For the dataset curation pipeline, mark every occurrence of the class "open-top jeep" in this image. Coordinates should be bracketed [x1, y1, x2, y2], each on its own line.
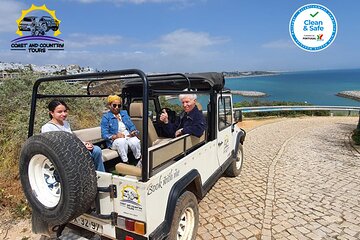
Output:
[20, 69, 246, 239]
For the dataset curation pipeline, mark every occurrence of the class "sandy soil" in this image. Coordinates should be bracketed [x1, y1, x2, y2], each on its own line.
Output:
[0, 210, 38, 240]
[237, 117, 285, 131]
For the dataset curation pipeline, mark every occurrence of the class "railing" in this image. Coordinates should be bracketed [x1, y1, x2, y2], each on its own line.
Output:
[233, 105, 360, 129]
[234, 105, 360, 113]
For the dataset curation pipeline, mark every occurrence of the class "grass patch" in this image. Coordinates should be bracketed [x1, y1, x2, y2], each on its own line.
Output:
[0, 74, 104, 217]
[234, 100, 330, 118]
[352, 128, 360, 145]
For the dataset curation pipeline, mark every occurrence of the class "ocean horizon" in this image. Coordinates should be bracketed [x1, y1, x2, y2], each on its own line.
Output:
[226, 69, 360, 106]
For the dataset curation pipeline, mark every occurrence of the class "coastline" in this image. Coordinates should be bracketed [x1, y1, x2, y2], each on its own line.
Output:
[231, 90, 267, 97]
[336, 91, 360, 102]
[225, 73, 279, 79]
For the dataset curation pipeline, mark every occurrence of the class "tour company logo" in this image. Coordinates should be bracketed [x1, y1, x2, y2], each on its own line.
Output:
[289, 4, 337, 52]
[10, 4, 64, 53]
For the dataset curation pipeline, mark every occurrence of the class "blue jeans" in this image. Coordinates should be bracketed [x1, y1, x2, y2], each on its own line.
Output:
[90, 145, 105, 172]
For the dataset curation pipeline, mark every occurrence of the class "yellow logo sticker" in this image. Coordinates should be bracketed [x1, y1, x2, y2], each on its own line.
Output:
[16, 4, 61, 37]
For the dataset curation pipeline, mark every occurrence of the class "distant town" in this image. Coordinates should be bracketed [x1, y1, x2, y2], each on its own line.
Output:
[0, 61, 277, 80]
[0, 62, 96, 79]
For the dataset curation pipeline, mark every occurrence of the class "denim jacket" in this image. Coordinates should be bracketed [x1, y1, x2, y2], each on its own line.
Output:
[101, 110, 138, 148]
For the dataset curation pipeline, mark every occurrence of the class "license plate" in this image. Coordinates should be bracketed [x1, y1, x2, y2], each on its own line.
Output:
[72, 215, 103, 233]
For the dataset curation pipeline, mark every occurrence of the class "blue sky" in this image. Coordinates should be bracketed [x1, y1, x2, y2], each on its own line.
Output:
[1, 0, 360, 72]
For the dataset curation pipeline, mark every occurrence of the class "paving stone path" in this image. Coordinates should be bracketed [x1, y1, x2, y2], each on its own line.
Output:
[196, 117, 360, 240]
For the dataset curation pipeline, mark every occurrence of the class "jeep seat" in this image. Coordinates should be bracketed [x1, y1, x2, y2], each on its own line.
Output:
[115, 163, 141, 177]
[129, 102, 168, 147]
[73, 127, 120, 162]
[196, 102, 202, 111]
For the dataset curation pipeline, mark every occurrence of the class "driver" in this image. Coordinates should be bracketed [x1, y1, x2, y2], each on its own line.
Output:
[159, 93, 206, 138]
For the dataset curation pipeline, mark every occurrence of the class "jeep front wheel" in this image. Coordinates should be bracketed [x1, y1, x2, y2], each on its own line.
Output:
[169, 191, 199, 240]
[225, 144, 243, 177]
[19, 131, 97, 226]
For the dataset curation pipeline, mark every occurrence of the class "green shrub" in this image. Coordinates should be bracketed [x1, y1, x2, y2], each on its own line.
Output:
[233, 100, 329, 118]
[0, 74, 105, 211]
[352, 129, 360, 145]
[0, 77, 105, 174]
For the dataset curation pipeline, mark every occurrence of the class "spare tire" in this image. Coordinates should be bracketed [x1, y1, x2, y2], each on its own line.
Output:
[19, 131, 97, 226]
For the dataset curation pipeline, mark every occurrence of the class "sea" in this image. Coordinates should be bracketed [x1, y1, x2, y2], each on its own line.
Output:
[226, 69, 360, 106]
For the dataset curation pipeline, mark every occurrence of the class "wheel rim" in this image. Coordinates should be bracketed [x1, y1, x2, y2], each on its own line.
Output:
[28, 154, 61, 208]
[236, 147, 243, 169]
[177, 207, 195, 240]
[41, 23, 47, 32]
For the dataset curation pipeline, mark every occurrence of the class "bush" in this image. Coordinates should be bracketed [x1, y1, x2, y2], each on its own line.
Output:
[352, 129, 360, 145]
[233, 100, 329, 118]
[0, 74, 105, 214]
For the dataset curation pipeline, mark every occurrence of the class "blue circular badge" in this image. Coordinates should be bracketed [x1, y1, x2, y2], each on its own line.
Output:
[289, 4, 337, 52]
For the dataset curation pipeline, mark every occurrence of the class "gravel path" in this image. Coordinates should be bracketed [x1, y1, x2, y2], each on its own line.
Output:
[197, 116, 360, 240]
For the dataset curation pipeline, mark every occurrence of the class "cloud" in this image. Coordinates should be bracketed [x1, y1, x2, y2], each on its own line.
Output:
[74, 0, 183, 3]
[66, 33, 123, 48]
[154, 29, 229, 56]
[0, 0, 25, 33]
[71, 0, 199, 7]
[0, 28, 230, 72]
[261, 39, 295, 49]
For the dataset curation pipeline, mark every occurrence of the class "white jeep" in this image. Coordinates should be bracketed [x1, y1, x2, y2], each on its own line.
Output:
[19, 70, 246, 240]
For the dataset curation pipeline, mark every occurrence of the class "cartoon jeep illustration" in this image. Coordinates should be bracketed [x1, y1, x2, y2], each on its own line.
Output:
[18, 15, 59, 36]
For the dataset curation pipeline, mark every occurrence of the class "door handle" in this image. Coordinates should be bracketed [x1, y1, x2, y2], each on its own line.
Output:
[218, 141, 223, 146]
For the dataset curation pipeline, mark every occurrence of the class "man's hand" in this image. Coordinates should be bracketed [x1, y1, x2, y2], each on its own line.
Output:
[175, 128, 183, 137]
[160, 109, 169, 124]
[84, 142, 94, 151]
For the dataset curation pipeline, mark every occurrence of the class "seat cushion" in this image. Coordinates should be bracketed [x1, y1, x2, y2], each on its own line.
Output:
[115, 163, 141, 177]
[102, 148, 119, 162]
[73, 127, 101, 142]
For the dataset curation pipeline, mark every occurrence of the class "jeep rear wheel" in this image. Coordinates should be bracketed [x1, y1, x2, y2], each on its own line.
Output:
[225, 144, 243, 177]
[169, 191, 199, 240]
[19, 131, 97, 226]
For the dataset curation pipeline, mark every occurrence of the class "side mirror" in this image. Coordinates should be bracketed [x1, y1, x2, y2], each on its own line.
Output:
[233, 109, 242, 123]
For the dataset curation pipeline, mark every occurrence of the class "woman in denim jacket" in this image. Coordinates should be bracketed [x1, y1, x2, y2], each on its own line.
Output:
[101, 95, 141, 167]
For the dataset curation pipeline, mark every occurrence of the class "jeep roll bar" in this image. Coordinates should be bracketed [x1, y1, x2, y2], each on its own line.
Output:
[28, 69, 225, 182]
[28, 69, 150, 181]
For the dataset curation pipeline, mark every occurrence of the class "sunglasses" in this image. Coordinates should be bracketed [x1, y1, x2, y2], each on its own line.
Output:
[112, 104, 121, 108]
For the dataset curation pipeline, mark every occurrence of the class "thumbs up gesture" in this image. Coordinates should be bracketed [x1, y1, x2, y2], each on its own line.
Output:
[160, 109, 169, 124]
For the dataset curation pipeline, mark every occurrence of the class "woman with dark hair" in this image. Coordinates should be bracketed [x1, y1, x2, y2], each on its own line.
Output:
[41, 99, 105, 172]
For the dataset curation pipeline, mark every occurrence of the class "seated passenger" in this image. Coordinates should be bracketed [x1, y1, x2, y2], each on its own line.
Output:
[101, 95, 142, 167]
[159, 93, 206, 138]
[41, 99, 105, 172]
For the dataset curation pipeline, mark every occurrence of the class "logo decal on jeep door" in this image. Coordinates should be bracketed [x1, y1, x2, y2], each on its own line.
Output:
[120, 185, 143, 212]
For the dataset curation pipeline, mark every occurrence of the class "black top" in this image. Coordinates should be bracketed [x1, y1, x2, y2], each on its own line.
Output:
[124, 72, 225, 92]
[161, 105, 206, 138]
